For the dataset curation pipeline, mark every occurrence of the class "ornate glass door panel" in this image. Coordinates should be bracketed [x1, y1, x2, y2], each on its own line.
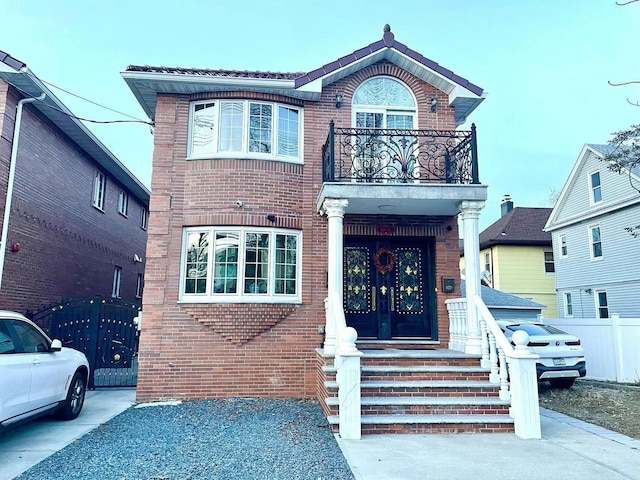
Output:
[344, 246, 376, 338]
[344, 238, 434, 340]
[392, 247, 429, 337]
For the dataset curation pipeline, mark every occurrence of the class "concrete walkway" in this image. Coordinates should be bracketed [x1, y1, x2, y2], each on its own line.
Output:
[2, 390, 640, 480]
[337, 408, 640, 480]
[0, 388, 136, 480]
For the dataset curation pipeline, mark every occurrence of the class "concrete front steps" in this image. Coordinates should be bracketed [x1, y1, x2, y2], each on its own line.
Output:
[317, 348, 514, 435]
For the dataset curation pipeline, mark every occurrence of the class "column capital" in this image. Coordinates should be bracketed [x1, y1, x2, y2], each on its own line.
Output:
[459, 200, 485, 220]
[322, 198, 349, 217]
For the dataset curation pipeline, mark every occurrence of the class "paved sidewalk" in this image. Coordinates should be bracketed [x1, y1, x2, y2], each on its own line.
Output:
[0, 388, 135, 480]
[337, 408, 640, 480]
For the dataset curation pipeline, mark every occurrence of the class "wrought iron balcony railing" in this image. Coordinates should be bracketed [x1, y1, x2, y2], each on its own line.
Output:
[322, 121, 479, 184]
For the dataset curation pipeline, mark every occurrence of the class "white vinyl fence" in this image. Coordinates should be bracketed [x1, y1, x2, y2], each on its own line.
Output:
[541, 314, 640, 383]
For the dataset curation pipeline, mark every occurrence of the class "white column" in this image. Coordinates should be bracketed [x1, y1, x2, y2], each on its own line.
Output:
[459, 200, 485, 355]
[322, 198, 348, 354]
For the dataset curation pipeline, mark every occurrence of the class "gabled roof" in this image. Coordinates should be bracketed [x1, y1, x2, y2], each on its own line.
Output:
[479, 207, 552, 250]
[545, 143, 640, 232]
[122, 25, 485, 125]
[0, 50, 150, 205]
[461, 280, 546, 310]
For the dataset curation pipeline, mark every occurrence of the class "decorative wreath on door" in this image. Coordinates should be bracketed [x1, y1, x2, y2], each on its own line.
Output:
[373, 247, 397, 275]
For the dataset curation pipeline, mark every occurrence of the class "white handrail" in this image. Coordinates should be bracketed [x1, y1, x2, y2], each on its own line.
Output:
[470, 294, 541, 439]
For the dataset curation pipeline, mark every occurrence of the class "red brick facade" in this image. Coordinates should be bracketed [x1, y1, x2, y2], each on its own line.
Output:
[137, 62, 463, 401]
[0, 82, 149, 313]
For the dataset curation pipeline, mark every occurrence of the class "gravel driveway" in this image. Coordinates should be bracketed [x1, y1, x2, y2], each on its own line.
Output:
[16, 398, 355, 480]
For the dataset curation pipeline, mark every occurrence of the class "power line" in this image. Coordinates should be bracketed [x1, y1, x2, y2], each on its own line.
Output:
[10, 75, 154, 126]
[41, 78, 147, 122]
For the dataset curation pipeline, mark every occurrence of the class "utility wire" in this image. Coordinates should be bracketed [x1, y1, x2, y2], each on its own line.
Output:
[41, 78, 147, 122]
[11, 76, 154, 126]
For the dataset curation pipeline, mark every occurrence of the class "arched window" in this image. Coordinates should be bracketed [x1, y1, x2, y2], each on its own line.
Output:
[352, 77, 416, 130]
[353, 77, 416, 108]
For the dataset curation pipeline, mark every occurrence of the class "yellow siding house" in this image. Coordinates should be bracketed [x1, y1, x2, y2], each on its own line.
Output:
[462, 196, 557, 317]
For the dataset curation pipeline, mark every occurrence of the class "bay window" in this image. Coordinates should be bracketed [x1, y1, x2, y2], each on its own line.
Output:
[181, 227, 301, 303]
[189, 100, 301, 161]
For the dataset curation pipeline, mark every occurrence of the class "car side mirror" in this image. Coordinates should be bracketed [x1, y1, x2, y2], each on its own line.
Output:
[50, 339, 62, 352]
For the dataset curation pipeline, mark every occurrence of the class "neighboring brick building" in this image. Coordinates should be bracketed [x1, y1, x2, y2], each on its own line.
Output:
[0, 51, 150, 314]
[124, 26, 488, 402]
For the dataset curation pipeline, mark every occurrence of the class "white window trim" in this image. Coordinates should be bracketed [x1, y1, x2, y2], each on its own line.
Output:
[558, 234, 568, 259]
[136, 273, 143, 299]
[140, 208, 148, 230]
[187, 100, 304, 164]
[93, 171, 106, 211]
[112, 266, 122, 299]
[179, 226, 302, 304]
[594, 289, 609, 319]
[543, 250, 555, 275]
[589, 224, 603, 261]
[589, 170, 603, 206]
[118, 190, 129, 217]
[563, 292, 573, 318]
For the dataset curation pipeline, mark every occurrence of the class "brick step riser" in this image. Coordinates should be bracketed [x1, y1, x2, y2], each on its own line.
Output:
[362, 359, 482, 368]
[329, 423, 515, 434]
[361, 405, 510, 415]
[362, 373, 489, 382]
[360, 387, 500, 396]
[325, 405, 509, 416]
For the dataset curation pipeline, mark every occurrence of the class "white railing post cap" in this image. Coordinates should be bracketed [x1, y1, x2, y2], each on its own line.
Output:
[512, 330, 530, 351]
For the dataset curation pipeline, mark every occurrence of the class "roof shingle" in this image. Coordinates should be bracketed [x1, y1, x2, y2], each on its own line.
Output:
[479, 207, 552, 250]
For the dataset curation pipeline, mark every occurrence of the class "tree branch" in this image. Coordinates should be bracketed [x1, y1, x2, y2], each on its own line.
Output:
[627, 99, 640, 107]
[617, 0, 639, 5]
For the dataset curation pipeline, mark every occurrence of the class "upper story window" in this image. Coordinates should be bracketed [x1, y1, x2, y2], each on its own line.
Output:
[559, 234, 568, 258]
[189, 100, 301, 161]
[352, 77, 416, 129]
[118, 190, 129, 216]
[93, 171, 106, 211]
[590, 171, 602, 204]
[589, 225, 603, 260]
[180, 226, 301, 303]
[544, 250, 555, 273]
[141, 208, 148, 230]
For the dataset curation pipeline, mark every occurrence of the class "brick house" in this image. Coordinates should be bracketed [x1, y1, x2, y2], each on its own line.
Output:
[0, 51, 150, 313]
[122, 27, 542, 436]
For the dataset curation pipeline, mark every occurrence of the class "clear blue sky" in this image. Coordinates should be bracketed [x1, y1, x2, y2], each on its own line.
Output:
[1, 0, 639, 230]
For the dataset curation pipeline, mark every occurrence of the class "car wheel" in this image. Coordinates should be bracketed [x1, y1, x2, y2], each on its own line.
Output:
[549, 378, 575, 389]
[57, 370, 87, 420]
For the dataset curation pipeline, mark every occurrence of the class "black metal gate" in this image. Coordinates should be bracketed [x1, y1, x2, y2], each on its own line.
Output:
[27, 297, 141, 389]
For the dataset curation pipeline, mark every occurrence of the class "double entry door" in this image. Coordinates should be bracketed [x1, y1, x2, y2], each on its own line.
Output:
[343, 237, 436, 340]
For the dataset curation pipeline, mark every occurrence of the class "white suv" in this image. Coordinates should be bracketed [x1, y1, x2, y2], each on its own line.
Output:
[0, 311, 89, 429]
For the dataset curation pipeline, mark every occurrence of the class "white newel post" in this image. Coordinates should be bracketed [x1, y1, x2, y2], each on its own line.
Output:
[507, 330, 541, 439]
[336, 327, 362, 440]
[459, 200, 485, 355]
[322, 198, 348, 355]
